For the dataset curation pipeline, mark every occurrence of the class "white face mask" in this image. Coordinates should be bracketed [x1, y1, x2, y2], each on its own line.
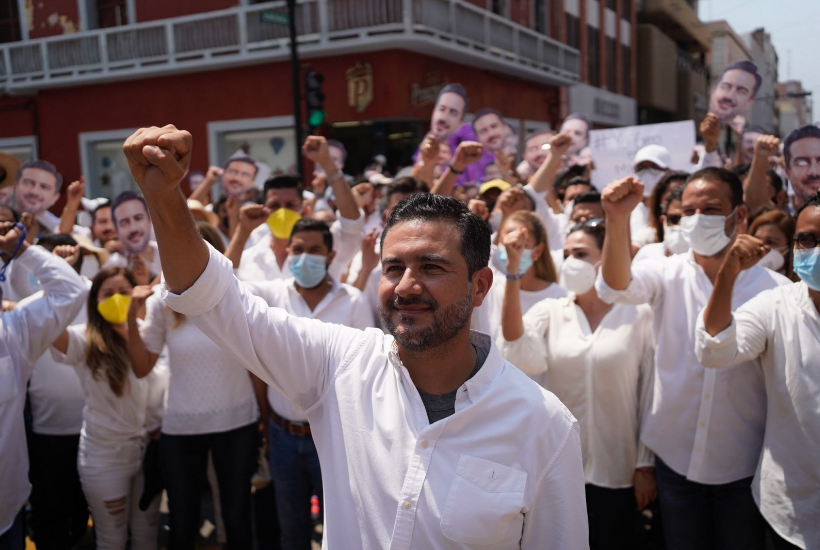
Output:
[559, 256, 597, 295]
[680, 208, 736, 257]
[662, 222, 689, 255]
[636, 168, 664, 197]
[757, 247, 785, 272]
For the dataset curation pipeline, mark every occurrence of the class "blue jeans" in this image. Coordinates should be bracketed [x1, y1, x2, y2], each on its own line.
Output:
[655, 457, 764, 550]
[268, 420, 323, 550]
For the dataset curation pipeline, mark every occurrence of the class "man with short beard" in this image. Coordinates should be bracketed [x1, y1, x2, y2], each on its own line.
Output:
[709, 61, 761, 123]
[123, 124, 588, 549]
[783, 125, 820, 209]
[110, 191, 161, 277]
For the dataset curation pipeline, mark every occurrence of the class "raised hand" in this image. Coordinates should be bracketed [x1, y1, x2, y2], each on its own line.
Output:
[353, 183, 374, 210]
[501, 227, 528, 274]
[720, 234, 769, 277]
[0, 221, 28, 258]
[700, 113, 720, 153]
[128, 285, 155, 321]
[468, 199, 489, 221]
[239, 204, 271, 233]
[548, 133, 573, 158]
[451, 141, 483, 172]
[494, 150, 514, 173]
[130, 254, 151, 286]
[602, 177, 645, 220]
[754, 135, 780, 161]
[66, 177, 85, 207]
[123, 125, 193, 195]
[420, 135, 441, 165]
[303, 136, 333, 165]
[361, 228, 380, 273]
[53, 244, 81, 267]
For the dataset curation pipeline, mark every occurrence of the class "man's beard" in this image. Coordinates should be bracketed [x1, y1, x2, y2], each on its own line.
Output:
[123, 232, 147, 254]
[797, 176, 820, 199]
[378, 284, 473, 352]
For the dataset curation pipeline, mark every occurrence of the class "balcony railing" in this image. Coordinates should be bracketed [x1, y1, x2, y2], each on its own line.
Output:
[0, 0, 579, 92]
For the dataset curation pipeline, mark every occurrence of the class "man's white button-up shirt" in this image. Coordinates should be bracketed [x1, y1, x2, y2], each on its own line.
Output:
[163, 245, 588, 549]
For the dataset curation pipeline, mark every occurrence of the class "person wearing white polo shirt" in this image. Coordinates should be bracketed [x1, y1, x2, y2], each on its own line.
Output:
[122, 125, 588, 549]
[595, 168, 789, 550]
[696, 193, 820, 550]
[0, 224, 87, 550]
[630, 145, 672, 238]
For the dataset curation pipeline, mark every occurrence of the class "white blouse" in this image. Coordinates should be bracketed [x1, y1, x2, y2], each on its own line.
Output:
[139, 293, 259, 435]
[497, 296, 656, 488]
[696, 281, 820, 550]
[52, 325, 167, 454]
[471, 279, 567, 336]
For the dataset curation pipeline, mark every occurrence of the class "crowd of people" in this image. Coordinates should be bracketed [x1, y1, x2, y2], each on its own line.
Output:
[0, 80, 818, 550]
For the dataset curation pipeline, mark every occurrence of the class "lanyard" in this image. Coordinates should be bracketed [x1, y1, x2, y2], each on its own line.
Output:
[0, 223, 28, 283]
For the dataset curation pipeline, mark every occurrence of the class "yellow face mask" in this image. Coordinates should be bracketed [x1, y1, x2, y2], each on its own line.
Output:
[267, 208, 302, 241]
[97, 293, 132, 325]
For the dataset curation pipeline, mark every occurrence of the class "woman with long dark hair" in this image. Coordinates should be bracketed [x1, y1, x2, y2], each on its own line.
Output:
[52, 267, 167, 550]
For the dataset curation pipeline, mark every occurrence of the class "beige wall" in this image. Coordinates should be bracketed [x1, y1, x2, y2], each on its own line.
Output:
[637, 24, 678, 112]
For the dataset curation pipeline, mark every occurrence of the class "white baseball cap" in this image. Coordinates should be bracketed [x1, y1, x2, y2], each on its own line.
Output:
[633, 144, 671, 170]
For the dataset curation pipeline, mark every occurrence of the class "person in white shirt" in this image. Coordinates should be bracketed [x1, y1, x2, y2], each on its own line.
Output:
[126, 230, 261, 549]
[633, 186, 689, 262]
[631, 171, 689, 249]
[51, 267, 168, 550]
[497, 220, 656, 549]
[595, 168, 790, 550]
[0, 223, 87, 550]
[239, 216, 375, 549]
[630, 145, 671, 238]
[122, 124, 588, 549]
[230, 138, 364, 283]
[472, 210, 566, 335]
[696, 193, 820, 550]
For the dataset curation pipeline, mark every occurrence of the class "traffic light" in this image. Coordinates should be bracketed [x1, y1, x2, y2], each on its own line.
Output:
[305, 71, 326, 129]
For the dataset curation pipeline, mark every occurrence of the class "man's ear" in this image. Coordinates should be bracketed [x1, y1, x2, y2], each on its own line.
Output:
[301, 201, 312, 219]
[470, 266, 494, 308]
[326, 250, 336, 265]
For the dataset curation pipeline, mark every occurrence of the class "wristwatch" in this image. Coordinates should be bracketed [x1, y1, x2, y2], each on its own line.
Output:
[327, 170, 345, 184]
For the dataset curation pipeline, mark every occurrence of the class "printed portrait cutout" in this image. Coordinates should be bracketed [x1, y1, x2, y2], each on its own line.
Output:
[560, 113, 592, 167]
[783, 125, 820, 202]
[221, 156, 258, 198]
[709, 60, 761, 131]
[111, 190, 152, 255]
[2, 159, 63, 216]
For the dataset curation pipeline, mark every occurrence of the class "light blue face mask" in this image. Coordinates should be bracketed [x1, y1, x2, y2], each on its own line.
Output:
[496, 245, 534, 276]
[793, 248, 820, 291]
[290, 253, 328, 289]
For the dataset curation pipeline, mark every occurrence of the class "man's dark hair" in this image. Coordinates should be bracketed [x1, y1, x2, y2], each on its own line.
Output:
[741, 126, 766, 138]
[663, 186, 685, 213]
[796, 191, 820, 219]
[573, 191, 602, 206]
[289, 217, 333, 251]
[784, 125, 820, 168]
[110, 191, 148, 225]
[719, 60, 762, 98]
[91, 200, 111, 225]
[37, 233, 82, 274]
[767, 169, 783, 194]
[264, 175, 303, 198]
[524, 128, 554, 147]
[564, 176, 592, 191]
[380, 194, 490, 279]
[562, 112, 592, 137]
[471, 108, 504, 132]
[730, 163, 752, 178]
[384, 177, 428, 205]
[224, 156, 258, 178]
[0, 205, 20, 223]
[326, 140, 348, 163]
[436, 84, 470, 117]
[686, 167, 744, 209]
[16, 159, 63, 193]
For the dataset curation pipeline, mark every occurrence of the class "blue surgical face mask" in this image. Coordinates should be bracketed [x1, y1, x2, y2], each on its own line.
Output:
[793, 248, 820, 291]
[290, 253, 328, 288]
[496, 245, 534, 276]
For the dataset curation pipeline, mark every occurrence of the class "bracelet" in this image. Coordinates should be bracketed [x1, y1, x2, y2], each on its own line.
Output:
[448, 164, 464, 175]
[327, 170, 344, 184]
[505, 272, 524, 282]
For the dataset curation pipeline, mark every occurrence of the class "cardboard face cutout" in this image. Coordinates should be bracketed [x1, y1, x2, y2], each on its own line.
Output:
[113, 193, 152, 255]
[430, 91, 467, 143]
[221, 159, 257, 198]
[709, 63, 759, 126]
[473, 112, 511, 154]
[784, 132, 820, 201]
[5, 165, 61, 216]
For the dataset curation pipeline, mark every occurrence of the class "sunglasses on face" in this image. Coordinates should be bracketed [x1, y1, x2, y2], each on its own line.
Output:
[794, 232, 820, 250]
[665, 214, 682, 225]
[569, 217, 605, 234]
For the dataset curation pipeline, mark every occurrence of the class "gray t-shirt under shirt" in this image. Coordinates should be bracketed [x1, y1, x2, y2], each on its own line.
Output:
[417, 344, 489, 424]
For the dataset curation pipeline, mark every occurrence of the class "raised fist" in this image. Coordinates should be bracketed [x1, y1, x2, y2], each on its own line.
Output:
[754, 135, 780, 160]
[420, 135, 441, 164]
[123, 125, 193, 195]
[468, 199, 489, 221]
[66, 177, 85, 206]
[601, 177, 644, 220]
[53, 244, 81, 266]
[700, 114, 720, 153]
[302, 136, 332, 166]
[452, 141, 483, 172]
[239, 204, 270, 233]
[722, 234, 768, 276]
[548, 133, 573, 158]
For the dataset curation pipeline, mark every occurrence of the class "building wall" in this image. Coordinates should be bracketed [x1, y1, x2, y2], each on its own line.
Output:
[27, 0, 81, 38]
[742, 28, 778, 134]
[135, 0, 236, 23]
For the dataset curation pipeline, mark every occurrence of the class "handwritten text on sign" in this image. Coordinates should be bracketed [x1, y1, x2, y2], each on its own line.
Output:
[589, 120, 696, 190]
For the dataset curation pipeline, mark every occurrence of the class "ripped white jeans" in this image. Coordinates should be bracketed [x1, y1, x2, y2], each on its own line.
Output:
[78, 436, 160, 550]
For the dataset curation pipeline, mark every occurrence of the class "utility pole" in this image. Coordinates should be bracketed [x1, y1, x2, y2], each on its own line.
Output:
[287, 0, 303, 175]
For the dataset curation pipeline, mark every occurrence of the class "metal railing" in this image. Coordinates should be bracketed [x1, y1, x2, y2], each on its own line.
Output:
[0, 0, 579, 92]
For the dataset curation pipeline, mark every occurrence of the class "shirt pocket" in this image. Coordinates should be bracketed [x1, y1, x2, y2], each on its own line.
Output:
[440, 454, 527, 546]
[0, 356, 19, 403]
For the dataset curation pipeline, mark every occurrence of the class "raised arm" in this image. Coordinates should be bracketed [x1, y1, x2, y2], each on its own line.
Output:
[411, 135, 440, 188]
[527, 133, 571, 203]
[430, 141, 482, 196]
[600, 177, 644, 291]
[225, 204, 270, 269]
[123, 125, 206, 294]
[127, 285, 160, 378]
[303, 136, 359, 221]
[499, 227, 528, 342]
[696, 114, 723, 170]
[58, 178, 84, 235]
[743, 135, 779, 214]
[188, 165, 223, 205]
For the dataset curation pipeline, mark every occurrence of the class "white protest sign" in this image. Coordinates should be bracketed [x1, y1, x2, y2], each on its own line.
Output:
[589, 120, 696, 190]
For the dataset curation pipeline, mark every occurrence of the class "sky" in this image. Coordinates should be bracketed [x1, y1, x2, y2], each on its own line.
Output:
[697, 0, 819, 123]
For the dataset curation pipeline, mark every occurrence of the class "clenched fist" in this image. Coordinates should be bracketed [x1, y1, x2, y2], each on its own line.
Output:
[700, 114, 720, 154]
[451, 141, 483, 173]
[754, 135, 780, 160]
[720, 234, 768, 277]
[601, 177, 644, 220]
[548, 133, 573, 158]
[123, 125, 192, 195]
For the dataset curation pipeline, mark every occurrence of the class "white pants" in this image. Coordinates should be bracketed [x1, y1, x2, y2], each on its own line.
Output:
[78, 438, 160, 549]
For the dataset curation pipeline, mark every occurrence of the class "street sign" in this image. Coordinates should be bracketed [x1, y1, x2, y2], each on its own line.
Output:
[260, 10, 290, 26]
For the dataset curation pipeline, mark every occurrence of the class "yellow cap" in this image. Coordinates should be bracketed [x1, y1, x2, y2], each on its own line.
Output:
[479, 179, 511, 196]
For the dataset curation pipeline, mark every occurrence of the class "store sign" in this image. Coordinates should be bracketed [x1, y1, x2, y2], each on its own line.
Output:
[568, 83, 637, 127]
[346, 62, 374, 113]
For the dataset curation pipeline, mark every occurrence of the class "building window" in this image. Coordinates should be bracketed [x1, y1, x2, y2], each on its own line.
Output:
[565, 14, 580, 49]
[606, 37, 617, 91]
[606, 0, 616, 9]
[0, 0, 21, 43]
[588, 25, 599, 87]
[80, 130, 140, 200]
[0, 136, 37, 162]
[622, 44, 631, 96]
[534, 0, 548, 35]
[621, 0, 631, 20]
[98, 0, 129, 28]
[490, 0, 508, 17]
